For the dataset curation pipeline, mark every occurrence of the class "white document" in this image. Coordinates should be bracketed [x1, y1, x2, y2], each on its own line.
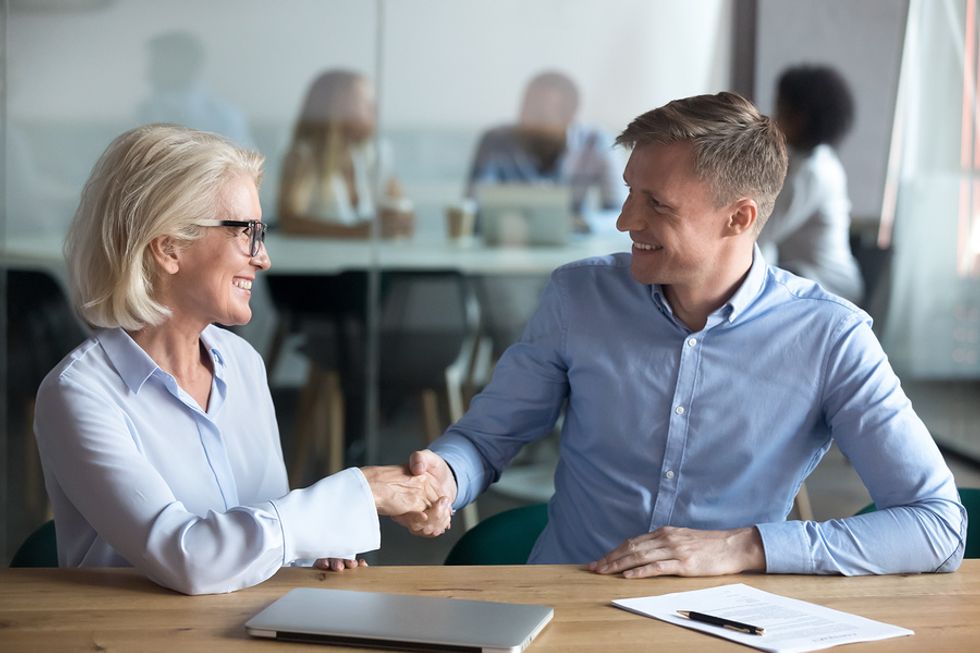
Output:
[613, 583, 913, 653]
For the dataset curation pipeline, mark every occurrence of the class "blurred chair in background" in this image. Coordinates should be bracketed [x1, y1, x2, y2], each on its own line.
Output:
[4, 269, 87, 556]
[9, 520, 57, 568]
[445, 503, 548, 565]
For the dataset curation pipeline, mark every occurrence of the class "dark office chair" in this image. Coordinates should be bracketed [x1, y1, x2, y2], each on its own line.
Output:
[856, 487, 979, 558]
[9, 520, 58, 568]
[4, 268, 87, 543]
[445, 503, 548, 565]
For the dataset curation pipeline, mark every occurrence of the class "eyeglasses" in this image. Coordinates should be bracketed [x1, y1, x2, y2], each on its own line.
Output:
[197, 220, 268, 257]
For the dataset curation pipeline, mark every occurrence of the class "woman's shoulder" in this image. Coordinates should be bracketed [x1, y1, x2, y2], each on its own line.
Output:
[36, 333, 116, 405]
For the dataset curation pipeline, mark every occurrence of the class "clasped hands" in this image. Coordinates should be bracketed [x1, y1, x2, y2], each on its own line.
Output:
[315, 455, 453, 572]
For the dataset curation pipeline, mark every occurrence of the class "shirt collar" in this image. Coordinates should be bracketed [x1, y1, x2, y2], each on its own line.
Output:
[649, 244, 769, 327]
[98, 324, 228, 393]
[200, 325, 227, 379]
[725, 244, 769, 323]
[97, 328, 160, 394]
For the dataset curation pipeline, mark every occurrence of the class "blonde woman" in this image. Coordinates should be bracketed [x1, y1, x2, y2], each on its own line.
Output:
[34, 124, 445, 595]
[278, 69, 412, 238]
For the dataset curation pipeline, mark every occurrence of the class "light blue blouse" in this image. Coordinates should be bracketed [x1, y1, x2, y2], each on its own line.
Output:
[34, 325, 379, 595]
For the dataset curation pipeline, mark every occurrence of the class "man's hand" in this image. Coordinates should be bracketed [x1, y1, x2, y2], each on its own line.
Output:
[314, 557, 368, 572]
[390, 450, 458, 537]
[360, 464, 441, 516]
[588, 526, 766, 578]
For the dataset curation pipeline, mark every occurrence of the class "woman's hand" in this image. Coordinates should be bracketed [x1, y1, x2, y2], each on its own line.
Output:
[361, 464, 441, 516]
[314, 557, 368, 572]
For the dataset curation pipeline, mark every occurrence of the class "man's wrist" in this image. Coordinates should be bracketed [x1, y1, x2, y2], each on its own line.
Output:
[735, 526, 767, 573]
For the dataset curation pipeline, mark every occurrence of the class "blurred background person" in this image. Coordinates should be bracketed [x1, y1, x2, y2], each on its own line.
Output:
[278, 69, 412, 238]
[759, 64, 864, 304]
[34, 124, 445, 595]
[137, 30, 255, 149]
[466, 70, 624, 226]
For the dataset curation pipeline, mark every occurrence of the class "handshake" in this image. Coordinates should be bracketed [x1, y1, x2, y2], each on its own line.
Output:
[360, 449, 456, 537]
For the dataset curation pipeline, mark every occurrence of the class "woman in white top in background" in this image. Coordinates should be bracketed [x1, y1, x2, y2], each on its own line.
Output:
[759, 65, 864, 304]
[278, 69, 413, 238]
[34, 124, 447, 595]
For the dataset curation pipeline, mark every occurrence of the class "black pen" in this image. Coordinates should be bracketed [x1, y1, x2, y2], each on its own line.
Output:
[676, 610, 766, 635]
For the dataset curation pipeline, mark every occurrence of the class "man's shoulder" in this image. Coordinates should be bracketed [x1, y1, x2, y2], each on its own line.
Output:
[478, 124, 520, 143]
[550, 253, 639, 298]
[553, 252, 633, 276]
[763, 265, 869, 326]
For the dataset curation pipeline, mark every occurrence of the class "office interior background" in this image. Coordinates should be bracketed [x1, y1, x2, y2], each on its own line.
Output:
[2, 0, 979, 564]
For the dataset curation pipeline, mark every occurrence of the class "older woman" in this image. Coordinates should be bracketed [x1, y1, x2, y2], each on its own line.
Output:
[34, 124, 446, 595]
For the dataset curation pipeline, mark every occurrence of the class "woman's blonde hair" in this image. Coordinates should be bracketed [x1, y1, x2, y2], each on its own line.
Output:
[66, 123, 264, 330]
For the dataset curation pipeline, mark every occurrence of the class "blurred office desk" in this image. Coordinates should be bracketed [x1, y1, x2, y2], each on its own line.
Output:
[1, 563, 979, 652]
[1, 232, 631, 276]
[0, 232, 630, 277]
[262, 232, 632, 275]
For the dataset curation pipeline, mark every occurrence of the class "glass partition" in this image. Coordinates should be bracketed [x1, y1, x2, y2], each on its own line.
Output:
[879, 0, 980, 462]
[2, 0, 740, 564]
[1, 0, 380, 559]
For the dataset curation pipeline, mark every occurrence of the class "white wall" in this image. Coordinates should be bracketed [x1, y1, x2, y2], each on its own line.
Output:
[7, 0, 736, 230]
[8, 0, 378, 123]
[755, 0, 909, 221]
[380, 0, 734, 132]
[10, 0, 733, 130]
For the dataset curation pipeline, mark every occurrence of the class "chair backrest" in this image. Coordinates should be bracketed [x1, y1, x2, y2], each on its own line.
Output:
[856, 487, 979, 559]
[445, 503, 548, 565]
[10, 520, 58, 568]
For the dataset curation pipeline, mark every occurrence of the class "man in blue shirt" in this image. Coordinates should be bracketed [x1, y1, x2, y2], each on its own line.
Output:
[399, 92, 966, 576]
[466, 71, 624, 217]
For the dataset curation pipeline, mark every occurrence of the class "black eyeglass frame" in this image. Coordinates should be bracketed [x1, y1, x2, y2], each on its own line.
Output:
[197, 220, 268, 257]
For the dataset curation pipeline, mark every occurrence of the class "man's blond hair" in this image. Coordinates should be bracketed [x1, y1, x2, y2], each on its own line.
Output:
[616, 92, 787, 231]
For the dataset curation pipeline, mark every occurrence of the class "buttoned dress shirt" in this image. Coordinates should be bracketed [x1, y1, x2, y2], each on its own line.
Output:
[466, 123, 625, 214]
[34, 325, 379, 595]
[430, 248, 966, 574]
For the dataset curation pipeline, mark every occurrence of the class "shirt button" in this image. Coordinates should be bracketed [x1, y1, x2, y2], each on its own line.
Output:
[687, 338, 697, 347]
[665, 470, 675, 479]
[675, 405, 685, 415]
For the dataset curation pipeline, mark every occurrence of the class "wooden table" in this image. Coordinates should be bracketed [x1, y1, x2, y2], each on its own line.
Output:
[1, 562, 978, 651]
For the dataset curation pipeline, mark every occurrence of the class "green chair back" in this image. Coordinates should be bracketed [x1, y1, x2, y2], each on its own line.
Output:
[856, 487, 979, 559]
[10, 520, 58, 568]
[445, 503, 548, 565]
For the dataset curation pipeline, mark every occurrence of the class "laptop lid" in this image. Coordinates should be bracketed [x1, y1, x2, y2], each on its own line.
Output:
[476, 184, 573, 247]
[245, 587, 554, 653]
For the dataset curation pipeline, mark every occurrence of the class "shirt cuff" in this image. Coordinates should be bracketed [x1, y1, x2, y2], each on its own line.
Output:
[430, 436, 484, 511]
[755, 521, 813, 574]
[271, 467, 380, 564]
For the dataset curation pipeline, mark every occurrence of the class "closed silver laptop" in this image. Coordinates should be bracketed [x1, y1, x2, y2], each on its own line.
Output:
[245, 587, 554, 652]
